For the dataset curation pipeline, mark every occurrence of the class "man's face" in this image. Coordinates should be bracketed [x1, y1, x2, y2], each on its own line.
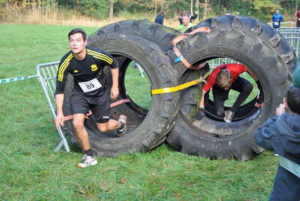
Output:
[276, 9, 279, 14]
[182, 16, 190, 27]
[69, 33, 87, 54]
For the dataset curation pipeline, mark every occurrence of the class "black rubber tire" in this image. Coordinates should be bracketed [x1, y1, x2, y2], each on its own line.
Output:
[96, 19, 180, 52]
[62, 32, 178, 157]
[166, 15, 297, 161]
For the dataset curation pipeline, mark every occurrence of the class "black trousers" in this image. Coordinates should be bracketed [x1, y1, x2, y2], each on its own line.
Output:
[211, 76, 253, 117]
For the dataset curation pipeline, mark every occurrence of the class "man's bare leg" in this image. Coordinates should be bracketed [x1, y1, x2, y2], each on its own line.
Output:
[97, 114, 127, 132]
[73, 114, 91, 150]
[73, 113, 98, 168]
[97, 114, 127, 136]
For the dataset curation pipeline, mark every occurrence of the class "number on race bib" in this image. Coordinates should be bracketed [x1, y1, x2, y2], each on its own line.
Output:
[78, 78, 102, 93]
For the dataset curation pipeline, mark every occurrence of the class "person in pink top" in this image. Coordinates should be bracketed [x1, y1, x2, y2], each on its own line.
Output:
[196, 63, 262, 122]
[296, 8, 300, 28]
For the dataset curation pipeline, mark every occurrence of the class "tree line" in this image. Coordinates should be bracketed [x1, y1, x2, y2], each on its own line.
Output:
[0, 0, 299, 22]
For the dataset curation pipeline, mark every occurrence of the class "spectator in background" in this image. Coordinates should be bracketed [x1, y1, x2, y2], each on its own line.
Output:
[272, 9, 284, 29]
[155, 10, 166, 25]
[178, 11, 198, 25]
[296, 8, 300, 28]
[177, 15, 194, 32]
[254, 84, 300, 201]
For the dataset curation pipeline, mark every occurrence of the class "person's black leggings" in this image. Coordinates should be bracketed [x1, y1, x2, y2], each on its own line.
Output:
[211, 76, 253, 117]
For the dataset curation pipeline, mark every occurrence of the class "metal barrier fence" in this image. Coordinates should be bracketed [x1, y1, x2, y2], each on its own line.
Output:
[36, 61, 70, 152]
[278, 28, 300, 59]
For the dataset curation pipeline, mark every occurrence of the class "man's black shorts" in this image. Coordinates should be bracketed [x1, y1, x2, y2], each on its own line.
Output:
[70, 89, 110, 123]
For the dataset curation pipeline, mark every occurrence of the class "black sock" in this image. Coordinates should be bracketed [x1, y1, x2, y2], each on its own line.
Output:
[83, 149, 93, 156]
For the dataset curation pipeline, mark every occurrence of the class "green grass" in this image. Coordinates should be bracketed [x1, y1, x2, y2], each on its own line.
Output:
[0, 24, 277, 200]
[124, 61, 152, 110]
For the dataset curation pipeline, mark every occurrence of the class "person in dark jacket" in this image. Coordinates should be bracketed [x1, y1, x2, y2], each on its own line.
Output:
[254, 84, 300, 201]
[155, 10, 166, 25]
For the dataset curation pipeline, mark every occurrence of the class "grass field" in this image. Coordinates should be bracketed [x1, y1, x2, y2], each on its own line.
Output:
[0, 24, 278, 200]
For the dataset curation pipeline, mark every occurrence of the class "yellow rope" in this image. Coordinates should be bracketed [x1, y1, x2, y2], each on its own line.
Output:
[151, 71, 210, 95]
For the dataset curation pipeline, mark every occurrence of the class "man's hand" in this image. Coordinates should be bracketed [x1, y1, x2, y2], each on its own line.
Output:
[110, 86, 119, 100]
[255, 81, 264, 108]
[55, 112, 64, 129]
[195, 107, 206, 120]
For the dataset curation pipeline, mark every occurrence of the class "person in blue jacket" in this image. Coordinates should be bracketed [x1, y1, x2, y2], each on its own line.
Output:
[155, 10, 166, 25]
[272, 9, 284, 29]
[254, 84, 300, 201]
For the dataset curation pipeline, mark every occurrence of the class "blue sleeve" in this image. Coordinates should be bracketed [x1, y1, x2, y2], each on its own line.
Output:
[254, 116, 279, 150]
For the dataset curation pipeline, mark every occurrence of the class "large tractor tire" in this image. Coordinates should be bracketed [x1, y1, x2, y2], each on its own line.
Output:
[166, 15, 297, 160]
[62, 34, 178, 157]
[96, 19, 180, 52]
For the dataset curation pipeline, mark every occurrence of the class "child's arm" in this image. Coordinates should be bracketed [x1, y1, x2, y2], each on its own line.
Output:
[254, 116, 278, 150]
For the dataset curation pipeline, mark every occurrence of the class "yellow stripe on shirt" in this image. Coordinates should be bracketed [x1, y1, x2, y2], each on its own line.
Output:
[87, 49, 113, 64]
[88, 50, 113, 64]
[58, 53, 73, 82]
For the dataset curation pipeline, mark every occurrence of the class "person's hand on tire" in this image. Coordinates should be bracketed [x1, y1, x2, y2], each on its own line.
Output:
[195, 107, 206, 120]
[255, 81, 264, 108]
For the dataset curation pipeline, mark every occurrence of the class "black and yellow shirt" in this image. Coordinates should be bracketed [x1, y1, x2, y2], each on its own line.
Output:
[55, 46, 117, 96]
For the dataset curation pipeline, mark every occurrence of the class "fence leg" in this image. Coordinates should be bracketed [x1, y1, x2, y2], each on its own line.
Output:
[55, 128, 71, 152]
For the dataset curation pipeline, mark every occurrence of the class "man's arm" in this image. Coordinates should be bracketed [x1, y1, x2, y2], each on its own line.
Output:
[188, 62, 207, 70]
[102, 52, 119, 100]
[199, 90, 207, 108]
[198, 69, 216, 108]
[54, 53, 72, 128]
[245, 67, 264, 107]
[110, 68, 119, 100]
[55, 93, 65, 129]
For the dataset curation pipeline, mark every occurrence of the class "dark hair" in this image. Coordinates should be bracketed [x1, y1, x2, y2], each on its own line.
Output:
[286, 84, 300, 114]
[68, 28, 87, 41]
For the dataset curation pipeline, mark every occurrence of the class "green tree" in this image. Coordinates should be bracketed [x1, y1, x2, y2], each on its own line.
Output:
[78, 0, 108, 19]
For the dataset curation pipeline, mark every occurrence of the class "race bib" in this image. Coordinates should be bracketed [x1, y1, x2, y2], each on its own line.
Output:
[78, 78, 102, 93]
[274, 22, 279, 26]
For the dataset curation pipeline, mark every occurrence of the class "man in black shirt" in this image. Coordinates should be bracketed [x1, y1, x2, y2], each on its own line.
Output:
[55, 28, 127, 168]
